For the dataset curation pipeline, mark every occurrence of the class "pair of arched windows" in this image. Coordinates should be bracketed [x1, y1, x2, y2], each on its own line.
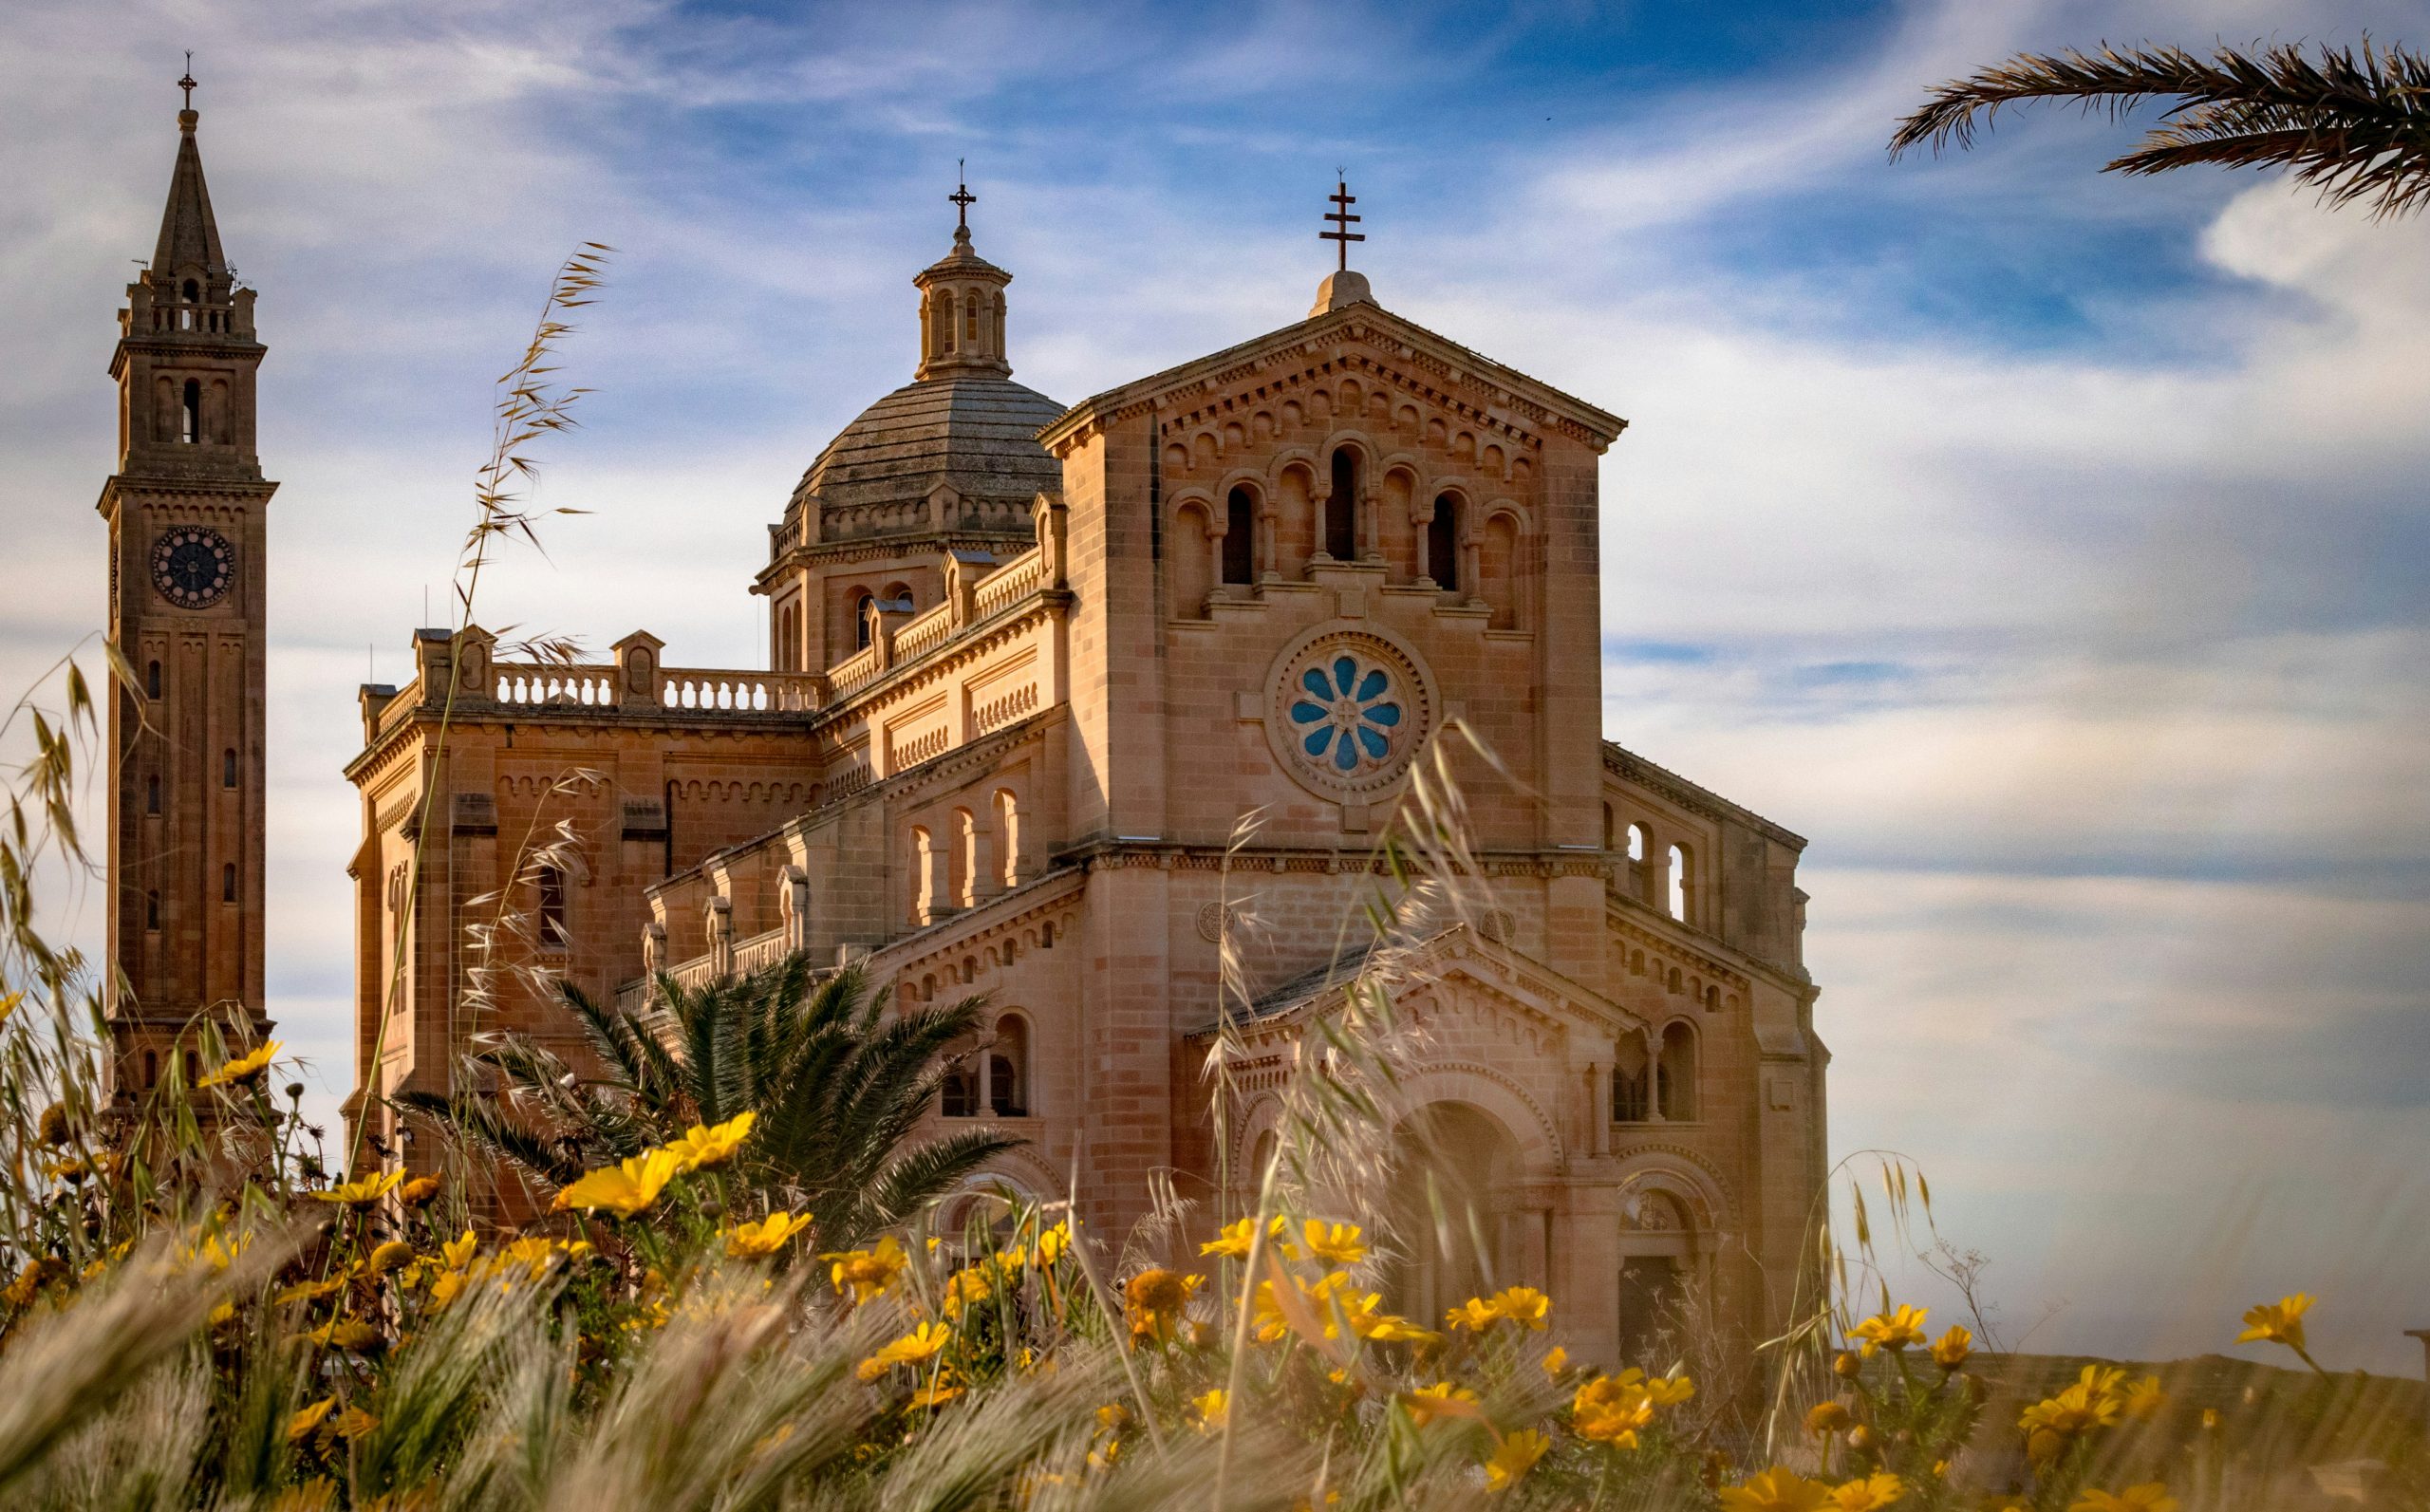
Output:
[1612, 1023, 1698, 1122]
[940, 1015, 1029, 1118]
[849, 582, 917, 652]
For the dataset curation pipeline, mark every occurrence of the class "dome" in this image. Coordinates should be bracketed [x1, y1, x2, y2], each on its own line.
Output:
[799, 373, 1064, 519]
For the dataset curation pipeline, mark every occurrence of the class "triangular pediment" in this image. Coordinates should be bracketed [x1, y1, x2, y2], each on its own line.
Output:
[1199, 924, 1647, 1048]
[1039, 299, 1625, 457]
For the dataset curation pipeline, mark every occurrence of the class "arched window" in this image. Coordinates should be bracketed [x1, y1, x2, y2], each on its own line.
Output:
[1481, 512, 1520, 629]
[909, 826, 937, 924]
[882, 581, 914, 615]
[146, 775, 160, 814]
[181, 279, 198, 303]
[537, 865, 569, 947]
[1611, 1037, 1651, 1123]
[142, 1050, 158, 1089]
[1657, 1022, 1697, 1121]
[183, 1050, 198, 1085]
[145, 891, 160, 931]
[1222, 487, 1256, 585]
[1324, 449, 1358, 560]
[938, 290, 958, 353]
[851, 591, 874, 650]
[989, 1016, 1029, 1116]
[1667, 843, 1692, 923]
[146, 661, 161, 699]
[1627, 823, 1651, 900]
[222, 863, 236, 904]
[1617, 1191, 1690, 1363]
[180, 380, 201, 444]
[951, 809, 979, 910]
[963, 295, 980, 344]
[222, 748, 237, 789]
[1427, 495, 1459, 589]
[993, 789, 1021, 888]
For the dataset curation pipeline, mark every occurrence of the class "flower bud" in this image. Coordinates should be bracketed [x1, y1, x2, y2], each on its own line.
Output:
[1833, 1351, 1862, 1379]
[1846, 1425, 1879, 1455]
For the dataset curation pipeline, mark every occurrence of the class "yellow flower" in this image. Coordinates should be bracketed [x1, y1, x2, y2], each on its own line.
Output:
[314, 1168, 405, 1210]
[942, 1264, 997, 1312]
[551, 1148, 682, 1218]
[1484, 1428, 1550, 1493]
[723, 1211, 814, 1260]
[857, 1320, 951, 1381]
[2070, 1485, 2178, 1512]
[1805, 1400, 1853, 1436]
[1402, 1381, 1480, 1428]
[2020, 1381, 2122, 1457]
[196, 1039, 282, 1090]
[1035, 1221, 1071, 1266]
[2120, 1375, 2166, 1420]
[1645, 1372, 1696, 1407]
[1300, 1220, 1368, 1267]
[1192, 1388, 1228, 1432]
[1198, 1215, 1283, 1260]
[398, 1173, 442, 1207]
[1827, 1473, 1905, 1511]
[907, 1377, 963, 1409]
[440, 1229, 478, 1271]
[1541, 1345, 1570, 1377]
[1123, 1267, 1204, 1342]
[274, 1276, 347, 1306]
[821, 1236, 908, 1303]
[1446, 1296, 1501, 1332]
[1488, 1285, 1550, 1329]
[1573, 1371, 1655, 1447]
[1929, 1324, 1972, 1371]
[366, 1241, 415, 1277]
[286, 1397, 337, 1442]
[2234, 1293, 2312, 1353]
[303, 1316, 383, 1353]
[664, 1111, 757, 1172]
[1719, 1466, 1833, 1512]
[1343, 1296, 1442, 1345]
[1849, 1304, 1929, 1358]
[500, 1235, 590, 1277]
[331, 1407, 379, 1441]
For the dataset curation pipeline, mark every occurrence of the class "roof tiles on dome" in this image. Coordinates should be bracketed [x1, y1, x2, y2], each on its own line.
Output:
[798, 374, 1064, 514]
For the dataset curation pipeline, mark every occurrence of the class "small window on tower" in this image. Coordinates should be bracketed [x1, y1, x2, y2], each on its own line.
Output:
[146, 661, 161, 699]
[537, 866, 570, 949]
[142, 1051, 158, 1089]
[1223, 488, 1256, 585]
[145, 891, 160, 931]
[181, 380, 201, 444]
[146, 775, 160, 814]
[852, 592, 874, 651]
[181, 279, 199, 303]
[222, 748, 237, 788]
[183, 1050, 198, 1086]
[222, 863, 236, 904]
[1428, 495, 1460, 590]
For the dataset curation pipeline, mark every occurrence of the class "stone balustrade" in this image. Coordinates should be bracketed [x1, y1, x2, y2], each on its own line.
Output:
[657, 667, 824, 713]
[891, 601, 958, 663]
[493, 663, 620, 707]
[971, 546, 1043, 620]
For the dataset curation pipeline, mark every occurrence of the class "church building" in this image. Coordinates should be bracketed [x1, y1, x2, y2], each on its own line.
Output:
[336, 184, 1829, 1362]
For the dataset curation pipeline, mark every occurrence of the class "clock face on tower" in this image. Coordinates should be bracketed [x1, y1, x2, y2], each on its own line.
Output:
[149, 527, 234, 609]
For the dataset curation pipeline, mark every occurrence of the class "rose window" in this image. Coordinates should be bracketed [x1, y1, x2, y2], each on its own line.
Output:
[1288, 653, 1405, 774]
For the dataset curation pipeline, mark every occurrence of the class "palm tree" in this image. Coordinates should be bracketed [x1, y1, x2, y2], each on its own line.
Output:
[1889, 40, 2430, 216]
[398, 956, 1018, 1248]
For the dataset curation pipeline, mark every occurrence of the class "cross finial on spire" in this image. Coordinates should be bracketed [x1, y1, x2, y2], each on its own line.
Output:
[949, 160, 976, 232]
[178, 51, 196, 111]
[1320, 177, 1364, 272]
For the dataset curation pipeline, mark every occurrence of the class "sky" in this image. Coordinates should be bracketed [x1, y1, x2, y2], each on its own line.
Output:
[2, 0, 2425, 1373]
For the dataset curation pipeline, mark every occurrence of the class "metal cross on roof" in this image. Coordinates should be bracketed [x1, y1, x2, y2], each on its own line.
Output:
[178, 51, 196, 109]
[949, 160, 976, 230]
[1320, 178, 1364, 271]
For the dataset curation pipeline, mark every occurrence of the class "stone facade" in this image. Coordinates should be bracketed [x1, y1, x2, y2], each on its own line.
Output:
[342, 212, 1828, 1366]
[100, 97, 277, 1100]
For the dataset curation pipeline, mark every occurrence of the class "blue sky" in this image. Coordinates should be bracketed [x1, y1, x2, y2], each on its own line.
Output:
[3, 0, 2426, 1372]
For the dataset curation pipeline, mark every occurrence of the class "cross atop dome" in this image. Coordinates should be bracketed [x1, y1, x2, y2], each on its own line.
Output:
[949, 162, 976, 232]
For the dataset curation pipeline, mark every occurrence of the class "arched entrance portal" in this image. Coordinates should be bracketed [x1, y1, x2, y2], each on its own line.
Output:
[1385, 1101, 1523, 1326]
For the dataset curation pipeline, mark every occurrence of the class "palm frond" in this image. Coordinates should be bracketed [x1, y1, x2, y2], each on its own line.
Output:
[1888, 39, 2430, 216]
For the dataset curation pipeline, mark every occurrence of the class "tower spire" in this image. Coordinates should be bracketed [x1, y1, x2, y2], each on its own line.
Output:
[152, 59, 228, 284]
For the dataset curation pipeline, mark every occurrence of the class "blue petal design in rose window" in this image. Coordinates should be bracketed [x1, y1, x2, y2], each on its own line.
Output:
[1287, 654, 1404, 772]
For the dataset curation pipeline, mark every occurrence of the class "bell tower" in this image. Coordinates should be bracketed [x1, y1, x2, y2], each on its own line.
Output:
[99, 68, 276, 1098]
